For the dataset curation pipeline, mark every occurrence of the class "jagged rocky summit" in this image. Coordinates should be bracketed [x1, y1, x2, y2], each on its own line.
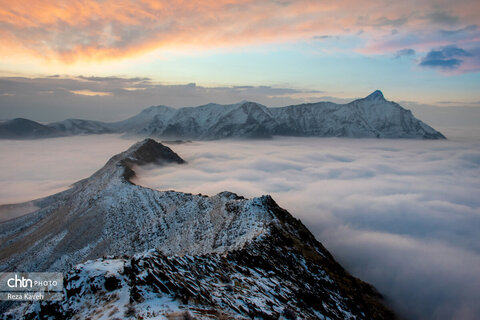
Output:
[1, 139, 395, 319]
[0, 90, 445, 140]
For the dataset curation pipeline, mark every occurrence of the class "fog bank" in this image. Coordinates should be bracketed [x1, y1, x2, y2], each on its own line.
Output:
[0, 129, 479, 319]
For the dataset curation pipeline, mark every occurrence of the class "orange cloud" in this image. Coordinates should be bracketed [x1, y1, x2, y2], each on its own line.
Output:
[70, 89, 112, 96]
[0, 0, 478, 64]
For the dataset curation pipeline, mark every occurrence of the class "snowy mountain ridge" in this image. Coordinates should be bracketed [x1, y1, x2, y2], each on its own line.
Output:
[0, 139, 272, 272]
[0, 90, 445, 139]
[0, 139, 395, 319]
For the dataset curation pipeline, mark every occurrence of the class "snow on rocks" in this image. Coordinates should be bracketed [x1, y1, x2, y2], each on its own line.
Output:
[0, 139, 395, 319]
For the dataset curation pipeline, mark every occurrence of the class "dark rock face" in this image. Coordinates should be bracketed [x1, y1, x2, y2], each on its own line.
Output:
[118, 138, 186, 180]
[1, 139, 396, 319]
[125, 138, 186, 166]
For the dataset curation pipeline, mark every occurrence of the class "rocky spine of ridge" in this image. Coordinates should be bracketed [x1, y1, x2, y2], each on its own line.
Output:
[1, 139, 395, 319]
[0, 91, 445, 139]
[8, 199, 395, 319]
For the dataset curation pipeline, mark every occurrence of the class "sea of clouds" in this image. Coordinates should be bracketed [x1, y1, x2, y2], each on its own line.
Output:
[0, 128, 479, 320]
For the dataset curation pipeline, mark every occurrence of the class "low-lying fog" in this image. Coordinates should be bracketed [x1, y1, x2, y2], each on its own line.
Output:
[1, 128, 479, 320]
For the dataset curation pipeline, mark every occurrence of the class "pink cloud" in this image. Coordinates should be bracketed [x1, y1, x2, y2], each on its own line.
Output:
[0, 0, 478, 66]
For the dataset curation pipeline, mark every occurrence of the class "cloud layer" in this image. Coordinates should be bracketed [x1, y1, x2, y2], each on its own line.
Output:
[1, 131, 479, 319]
[1, 0, 479, 72]
[0, 75, 342, 121]
[0, 135, 136, 204]
[133, 134, 480, 320]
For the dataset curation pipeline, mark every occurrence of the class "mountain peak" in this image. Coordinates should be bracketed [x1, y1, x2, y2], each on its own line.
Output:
[140, 105, 173, 115]
[365, 90, 385, 101]
[123, 138, 186, 166]
[237, 100, 258, 106]
[85, 138, 186, 185]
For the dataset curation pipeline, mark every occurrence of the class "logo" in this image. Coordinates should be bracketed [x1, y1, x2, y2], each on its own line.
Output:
[0, 272, 63, 301]
[7, 274, 33, 288]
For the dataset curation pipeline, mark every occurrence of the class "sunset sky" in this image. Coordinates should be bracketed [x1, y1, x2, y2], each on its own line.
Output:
[1, 0, 479, 120]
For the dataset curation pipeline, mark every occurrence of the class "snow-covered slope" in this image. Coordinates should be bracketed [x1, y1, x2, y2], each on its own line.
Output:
[112, 105, 178, 134]
[0, 91, 445, 139]
[270, 91, 444, 138]
[114, 90, 444, 139]
[9, 235, 393, 319]
[0, 139, 395, 319]
[0, 139, 291, 272]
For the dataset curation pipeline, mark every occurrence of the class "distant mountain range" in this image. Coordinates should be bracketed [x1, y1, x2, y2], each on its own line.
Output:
[1, 139, 394, 319]
[0, 90, 445, 139]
